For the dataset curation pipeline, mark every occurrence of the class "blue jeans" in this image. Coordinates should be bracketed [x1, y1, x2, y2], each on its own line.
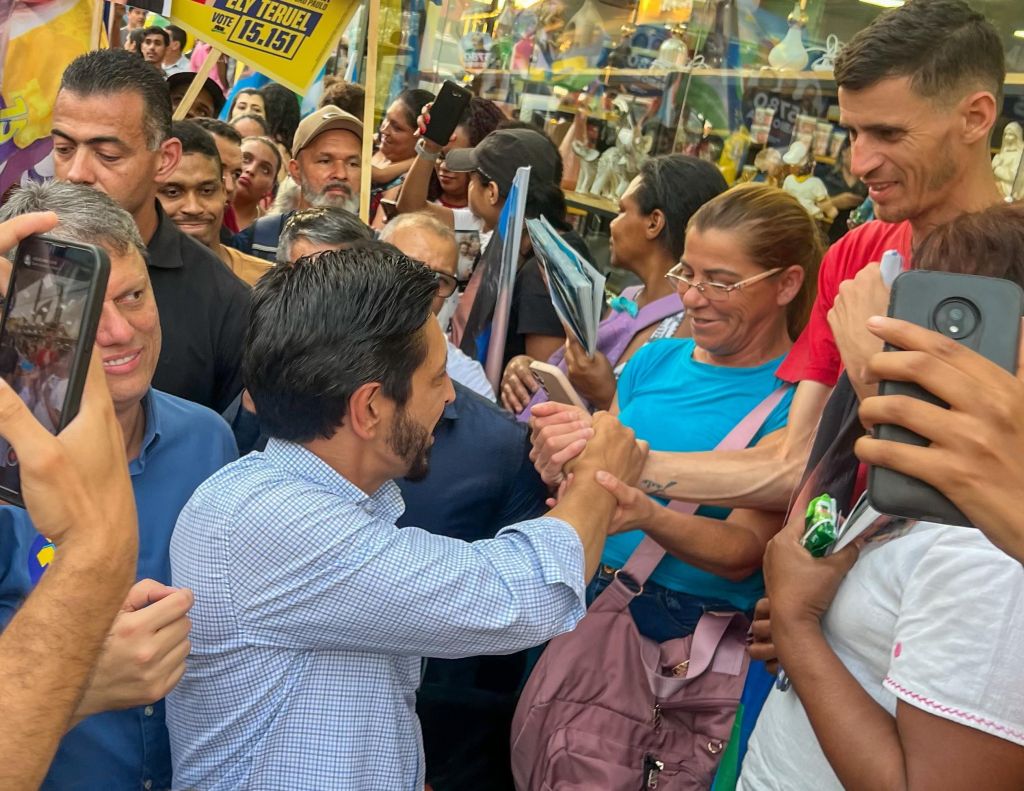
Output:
[586, 564, 743, 643]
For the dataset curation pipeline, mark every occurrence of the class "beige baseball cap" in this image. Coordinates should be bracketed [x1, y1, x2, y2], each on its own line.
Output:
[292, 105, 363, 155]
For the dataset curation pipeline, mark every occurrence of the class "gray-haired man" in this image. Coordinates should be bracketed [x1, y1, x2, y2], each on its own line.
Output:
[0, 181, 238, 791]
[235, 105, 365, 262]
[380, 212, 495, 401]
[275, 205, 373, 264]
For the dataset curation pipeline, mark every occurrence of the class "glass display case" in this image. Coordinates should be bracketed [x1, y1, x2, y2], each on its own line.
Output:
[410, 2, 1024, 163]
[369, 0, 1024, 266]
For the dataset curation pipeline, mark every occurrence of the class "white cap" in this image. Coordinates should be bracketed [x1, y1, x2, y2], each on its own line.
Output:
[783, 140, 810, 166]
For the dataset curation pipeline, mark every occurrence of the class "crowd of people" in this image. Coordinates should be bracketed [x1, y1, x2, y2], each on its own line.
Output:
[1, 1, 1023, 790]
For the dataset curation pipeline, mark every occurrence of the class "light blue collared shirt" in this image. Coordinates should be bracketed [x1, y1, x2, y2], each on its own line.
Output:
[446, 338, 495, 401]
[167, 438, 586, 790]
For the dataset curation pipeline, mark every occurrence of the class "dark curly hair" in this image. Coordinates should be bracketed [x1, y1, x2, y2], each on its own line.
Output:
[320, 80, 365, 118]
[458, 97, 505, 147]
[261, 82, 301, 154]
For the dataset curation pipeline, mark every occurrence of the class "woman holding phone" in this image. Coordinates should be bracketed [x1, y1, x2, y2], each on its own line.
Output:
[389, 96, 504, 246]
[368, 89, 435, 223]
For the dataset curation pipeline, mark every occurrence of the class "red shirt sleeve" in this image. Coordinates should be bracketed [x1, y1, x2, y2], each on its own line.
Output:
[777, 221, 913, 387]
[777, 242, 846, 386]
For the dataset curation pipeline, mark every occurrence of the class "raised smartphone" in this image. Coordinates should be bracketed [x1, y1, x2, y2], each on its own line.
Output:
[529, 361, 588, 411]
[422, 81, 473, 146]
[868, 270, 1024, 525]
[0, 235, 109, 506]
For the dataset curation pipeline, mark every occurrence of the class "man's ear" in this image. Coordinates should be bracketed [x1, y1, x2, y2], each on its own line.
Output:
[288, 157, 301, 184]
[487, 181, 501, 207]
[347, 381, 385, 440]
[959, 90, 998, 147]
[154, 136, 182, 183]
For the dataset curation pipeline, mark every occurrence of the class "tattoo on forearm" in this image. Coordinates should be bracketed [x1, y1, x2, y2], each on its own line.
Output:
[640, 479, 677, 497]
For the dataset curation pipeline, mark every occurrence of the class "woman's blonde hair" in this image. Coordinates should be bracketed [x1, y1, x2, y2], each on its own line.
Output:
[687, 182, 824, 339]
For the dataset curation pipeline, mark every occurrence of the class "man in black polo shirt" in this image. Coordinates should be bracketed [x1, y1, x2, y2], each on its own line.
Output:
[51, 48, 248, 414]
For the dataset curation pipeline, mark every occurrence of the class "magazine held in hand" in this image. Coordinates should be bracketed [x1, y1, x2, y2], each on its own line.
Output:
[526, 216, 605, 357]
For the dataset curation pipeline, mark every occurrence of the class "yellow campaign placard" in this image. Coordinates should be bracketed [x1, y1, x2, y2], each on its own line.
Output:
[169, 0, 360, 94]
[1, 0, 98, 195]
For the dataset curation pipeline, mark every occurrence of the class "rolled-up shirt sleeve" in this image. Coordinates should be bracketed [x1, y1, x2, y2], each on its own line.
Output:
[228, 498, 586, 658]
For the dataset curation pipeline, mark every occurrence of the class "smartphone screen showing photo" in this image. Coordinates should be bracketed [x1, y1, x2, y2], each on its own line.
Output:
[0, 239, 103, 500]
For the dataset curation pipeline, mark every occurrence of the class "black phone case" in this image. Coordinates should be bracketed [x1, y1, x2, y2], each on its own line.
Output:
[423, 81, 472, 146]
[868, 271, 1024, 525]
[0, 235, 110, 506]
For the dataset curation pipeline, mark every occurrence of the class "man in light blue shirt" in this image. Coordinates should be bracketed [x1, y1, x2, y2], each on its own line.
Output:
[161, 26, 191, 76]
[0, 181, 238, 790]
[168, 245, 646, 789]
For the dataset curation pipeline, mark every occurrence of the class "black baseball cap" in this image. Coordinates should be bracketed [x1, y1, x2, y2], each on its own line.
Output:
[166, 72, 226, 116]
[443, 128, 559, 191]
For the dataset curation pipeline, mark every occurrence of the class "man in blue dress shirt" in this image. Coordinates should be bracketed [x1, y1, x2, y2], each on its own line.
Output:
[250, 211, 549, 788]
[168, 246, 646, 789]
[379, 212, 548, 789]
[0, 181, 238, 790]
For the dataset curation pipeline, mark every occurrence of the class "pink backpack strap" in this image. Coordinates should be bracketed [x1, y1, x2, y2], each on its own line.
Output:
[643, 611, 748, 699]
[687, 611, 748, 678]
[620, 385, 791, 586]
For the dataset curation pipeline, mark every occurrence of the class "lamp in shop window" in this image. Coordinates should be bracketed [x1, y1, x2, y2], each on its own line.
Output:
[653, 23, 690, 70]
[703, 0, 731, 68]
[768, 0, 810, 72]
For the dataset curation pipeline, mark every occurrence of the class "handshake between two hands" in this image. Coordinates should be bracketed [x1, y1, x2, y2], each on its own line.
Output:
[530, 404, 657, 534]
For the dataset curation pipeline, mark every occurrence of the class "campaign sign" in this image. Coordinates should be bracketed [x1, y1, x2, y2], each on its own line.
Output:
[171, 0, 359, 93]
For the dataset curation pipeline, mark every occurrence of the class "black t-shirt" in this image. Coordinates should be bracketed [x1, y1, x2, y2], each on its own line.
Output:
[146, 203, 249, 413]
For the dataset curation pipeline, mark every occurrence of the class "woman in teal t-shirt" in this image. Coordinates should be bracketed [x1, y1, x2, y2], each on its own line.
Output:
[586, 183, 824, 641]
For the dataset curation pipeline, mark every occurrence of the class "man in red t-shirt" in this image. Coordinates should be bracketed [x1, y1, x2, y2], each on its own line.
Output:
[531, 0, 1005, 513]
[777, 220, 912, 388]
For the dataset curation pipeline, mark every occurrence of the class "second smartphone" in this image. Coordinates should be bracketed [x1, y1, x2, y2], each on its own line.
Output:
[868, 270, 1024, 525]
[0, 234, 109, 506]
[422, 81, 473, 146]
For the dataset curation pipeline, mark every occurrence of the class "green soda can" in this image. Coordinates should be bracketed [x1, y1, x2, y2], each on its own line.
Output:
[801, 494, 839, 557]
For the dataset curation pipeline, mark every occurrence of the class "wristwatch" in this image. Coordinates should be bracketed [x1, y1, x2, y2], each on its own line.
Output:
[415, 137, 441, 162]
